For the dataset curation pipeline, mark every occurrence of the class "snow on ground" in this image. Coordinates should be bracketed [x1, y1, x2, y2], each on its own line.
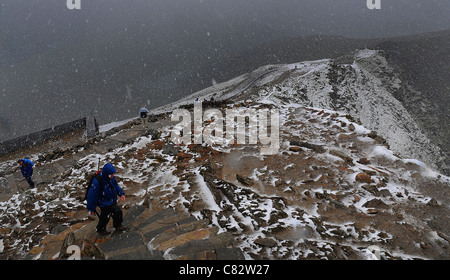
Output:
[99, 118, 136, 133]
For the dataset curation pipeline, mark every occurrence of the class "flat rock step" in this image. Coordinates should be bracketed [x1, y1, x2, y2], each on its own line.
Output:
[97, 205, 245, 260]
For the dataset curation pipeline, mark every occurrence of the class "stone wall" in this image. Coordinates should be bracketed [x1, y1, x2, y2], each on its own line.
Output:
[0, 117, 86, 155]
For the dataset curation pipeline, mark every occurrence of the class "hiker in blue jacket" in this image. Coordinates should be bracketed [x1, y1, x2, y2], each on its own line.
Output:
[87, 163, 126, 235]
[17, 159, 35, 188]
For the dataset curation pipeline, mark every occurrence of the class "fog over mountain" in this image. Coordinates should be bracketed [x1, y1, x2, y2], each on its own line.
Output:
[0, 0, 449, 141]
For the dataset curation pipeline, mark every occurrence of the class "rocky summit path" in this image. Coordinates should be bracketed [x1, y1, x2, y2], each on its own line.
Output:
[0, 116, 166, 201]
[0, 112, 246, 260]
[43, 205, 244, 260]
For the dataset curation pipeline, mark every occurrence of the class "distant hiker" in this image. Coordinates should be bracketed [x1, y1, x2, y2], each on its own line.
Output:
[17, 159, 35, 188]
[139, 105, 150, 128]
[86, 163, 126, 235]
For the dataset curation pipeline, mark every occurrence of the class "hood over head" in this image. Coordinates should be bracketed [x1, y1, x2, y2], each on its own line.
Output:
[102, 163, 117, 177]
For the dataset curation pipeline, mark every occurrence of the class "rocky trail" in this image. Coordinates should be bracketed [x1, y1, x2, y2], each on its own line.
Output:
[0, 113, 245, 260]
[44, 205, 244, 260]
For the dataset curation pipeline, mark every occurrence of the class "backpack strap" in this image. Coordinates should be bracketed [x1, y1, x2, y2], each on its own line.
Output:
[96, 174, 104, 193]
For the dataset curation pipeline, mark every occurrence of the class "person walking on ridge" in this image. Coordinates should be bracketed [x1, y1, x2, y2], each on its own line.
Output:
[139, 105, 150, 128]
[86, 163, 126, 235]
[17, 158, 35, 188]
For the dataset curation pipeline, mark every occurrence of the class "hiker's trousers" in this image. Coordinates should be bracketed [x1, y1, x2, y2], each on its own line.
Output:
[141, 116, 148, 127]
[25, 176, 35, 188]
[97, 204, 123, 231]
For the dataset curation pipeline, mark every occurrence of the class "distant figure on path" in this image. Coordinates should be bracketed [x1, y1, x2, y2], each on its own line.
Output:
[139, 105, 150, 128]
[17, 158, 35, 188]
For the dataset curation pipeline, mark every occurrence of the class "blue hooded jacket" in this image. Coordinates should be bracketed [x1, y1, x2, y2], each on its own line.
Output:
[86, 163, 125, 212]
[20, 159, 34, 178]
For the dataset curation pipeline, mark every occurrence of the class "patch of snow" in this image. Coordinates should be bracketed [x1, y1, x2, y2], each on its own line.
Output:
[99, 118, 135, 133]
[194, 168, 221, 212]
[370, 145, 398, 161]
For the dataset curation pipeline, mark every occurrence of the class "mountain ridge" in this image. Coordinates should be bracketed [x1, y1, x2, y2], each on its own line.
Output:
[2, 29, 449, 147]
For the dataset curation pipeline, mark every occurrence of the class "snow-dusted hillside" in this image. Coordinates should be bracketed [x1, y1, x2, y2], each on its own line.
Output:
[0, 50, 449, 260]
[254, 49, 447, 175]
[152, 49, 448, 176]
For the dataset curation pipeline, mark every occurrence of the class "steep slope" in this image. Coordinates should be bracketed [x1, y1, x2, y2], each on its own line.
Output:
[373, 30, 450, 176]
[254, 50, 448, 176]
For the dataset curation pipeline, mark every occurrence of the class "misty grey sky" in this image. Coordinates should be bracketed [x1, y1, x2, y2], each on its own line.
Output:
[1, 0, 449, 64]
[2, 0, 450, 41]
[0, 0, 449, 141]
